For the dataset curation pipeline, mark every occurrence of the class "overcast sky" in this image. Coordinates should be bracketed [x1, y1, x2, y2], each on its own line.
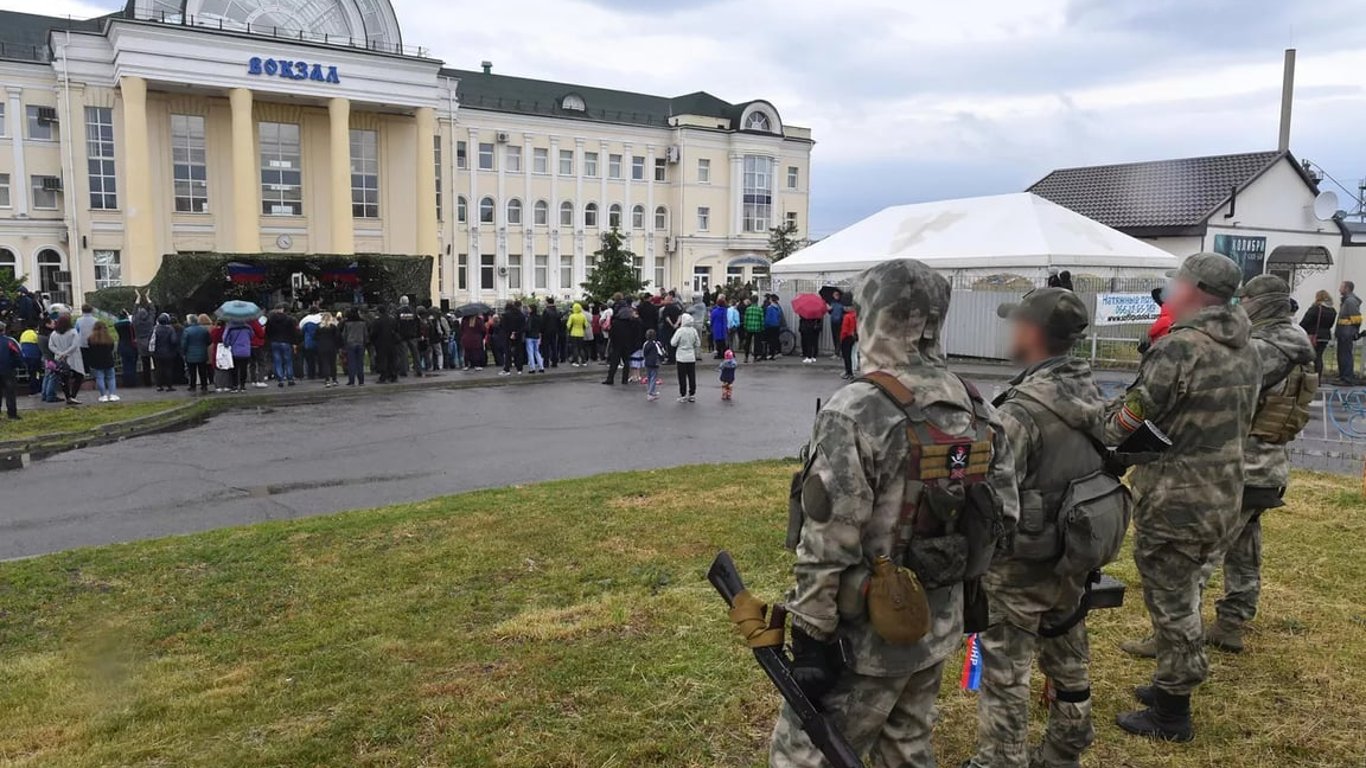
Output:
[9, 0, 1366, 237]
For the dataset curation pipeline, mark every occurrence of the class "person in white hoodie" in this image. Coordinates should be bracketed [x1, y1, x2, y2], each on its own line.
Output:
[670, 312, 701, 402]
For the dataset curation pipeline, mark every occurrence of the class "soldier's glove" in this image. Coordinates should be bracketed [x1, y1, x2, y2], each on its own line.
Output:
[789, 625, 843, 706]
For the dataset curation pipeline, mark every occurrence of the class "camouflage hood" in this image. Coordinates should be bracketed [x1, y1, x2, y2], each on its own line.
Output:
[1170, 302, 1251, 351]
[1244, 291, 1315, 367]
[853, 258, 950, 372]
[1007, 356, 1104, 432]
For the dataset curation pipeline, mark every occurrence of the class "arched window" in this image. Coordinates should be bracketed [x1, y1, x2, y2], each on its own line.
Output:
[533, 199, 549, 226]
[36, 248, 68, 304]
[507, 198, 523, 226]
[479, 196, 495, 224]
[654, 206, 668, 231]
[584, 202, 599, 228]
[608, 203, 622, 228]
[559, 200, 574, 227]
[745, 112, 772, 132]
[0, 248, 16, 281]
[561, 93, 586, 112]
[457, 195, 467, 224]
[632, 204, 645, 230]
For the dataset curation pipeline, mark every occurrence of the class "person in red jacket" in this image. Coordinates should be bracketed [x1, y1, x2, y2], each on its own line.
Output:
[1142, 287, 1174, 354]
[839, 305, 858, 379]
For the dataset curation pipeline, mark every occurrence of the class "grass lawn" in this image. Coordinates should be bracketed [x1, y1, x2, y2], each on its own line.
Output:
[0, 399, 183, 441]
[1, 463, 1363, 767]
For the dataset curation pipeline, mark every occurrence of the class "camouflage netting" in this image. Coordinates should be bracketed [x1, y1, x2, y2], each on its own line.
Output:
[86, 253, 432, 314]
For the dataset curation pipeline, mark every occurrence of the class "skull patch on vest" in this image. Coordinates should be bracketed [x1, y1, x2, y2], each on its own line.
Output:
[947, 444, 970, 480]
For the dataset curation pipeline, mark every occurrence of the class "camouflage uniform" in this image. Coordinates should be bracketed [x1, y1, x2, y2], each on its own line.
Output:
[1201, 275, 1315, 629]
[1104, 254, 1259, 699]
[772, 259, 1019, 768]
[969, 290, 1104, 768]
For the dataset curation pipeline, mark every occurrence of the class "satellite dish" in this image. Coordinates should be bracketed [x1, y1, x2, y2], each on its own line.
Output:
[1313, 190, 1340, 221]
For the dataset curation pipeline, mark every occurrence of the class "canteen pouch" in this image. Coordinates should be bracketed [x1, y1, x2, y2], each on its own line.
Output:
[866, 555, 930, 645]
[1011, 489, 1062, 562]
[1054, 469, 1132, 577]
[905, 533, 969, 590]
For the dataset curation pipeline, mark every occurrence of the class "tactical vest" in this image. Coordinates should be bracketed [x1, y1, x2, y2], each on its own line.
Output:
[1250, 354, 1317, 445]
[999, 392, 1105, 562]
[859, 372, 999, 590]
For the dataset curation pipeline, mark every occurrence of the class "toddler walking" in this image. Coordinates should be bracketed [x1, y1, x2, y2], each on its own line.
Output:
[719, 349, 737, 400]
[642, 329, 665, 401]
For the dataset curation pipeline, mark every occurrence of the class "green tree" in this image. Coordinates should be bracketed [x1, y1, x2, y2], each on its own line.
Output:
[580, 227, 646, 302]
[0, 271, 27, 301]
[768, 220, 804, 262]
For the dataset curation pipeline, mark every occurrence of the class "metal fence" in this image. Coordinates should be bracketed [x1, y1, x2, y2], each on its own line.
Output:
[774, 273, 1165, 365]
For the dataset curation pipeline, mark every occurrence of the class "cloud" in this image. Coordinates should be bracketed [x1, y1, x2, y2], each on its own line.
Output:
[12, 0, 1366, 236]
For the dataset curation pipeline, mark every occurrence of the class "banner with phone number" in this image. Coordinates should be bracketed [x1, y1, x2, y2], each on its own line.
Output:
[1094, 292, 1161, 327]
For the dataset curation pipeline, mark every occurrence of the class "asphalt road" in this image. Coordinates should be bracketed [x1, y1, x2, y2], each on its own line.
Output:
[3, 362, 1356, 560]
[1, 364, 846, 560]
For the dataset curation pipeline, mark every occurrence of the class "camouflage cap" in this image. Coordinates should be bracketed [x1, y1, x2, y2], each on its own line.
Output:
[997, 287, 1089, 343]
[1174, 252, 1242, 300]
[1238, 273, 1290, 299]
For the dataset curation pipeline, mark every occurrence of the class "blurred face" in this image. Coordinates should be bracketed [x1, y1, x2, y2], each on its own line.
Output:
[1008, 319, 1049, 364]
[1341, 282, 1352, 297]
[1164, 279, 1206, 322]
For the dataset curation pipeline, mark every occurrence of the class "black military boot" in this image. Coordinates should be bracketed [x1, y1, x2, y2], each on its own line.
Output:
[1116, 689, 1193, 742]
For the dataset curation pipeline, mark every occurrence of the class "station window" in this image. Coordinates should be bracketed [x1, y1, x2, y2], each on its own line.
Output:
[85, 107, 117, 210]
[259, 122, 302, 216]
[350, 129, 380, 218]
[172, 114, 208, 213]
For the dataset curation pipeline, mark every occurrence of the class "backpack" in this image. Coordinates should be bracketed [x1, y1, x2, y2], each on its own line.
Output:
[1249, 357, 1318, 445]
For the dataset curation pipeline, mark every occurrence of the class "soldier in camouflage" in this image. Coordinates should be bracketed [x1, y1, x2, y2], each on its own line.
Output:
[771, 258, 1019, 767]
[1105, 252, 1260, 742]
[966, 289, 1103, 768]
[1201, 274, 1315, 653]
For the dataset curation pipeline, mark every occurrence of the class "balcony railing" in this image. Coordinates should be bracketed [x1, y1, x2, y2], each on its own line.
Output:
[128, 10, 432, 59]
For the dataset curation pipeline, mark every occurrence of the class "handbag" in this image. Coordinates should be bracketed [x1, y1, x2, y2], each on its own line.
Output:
[215, 340, 235, 370]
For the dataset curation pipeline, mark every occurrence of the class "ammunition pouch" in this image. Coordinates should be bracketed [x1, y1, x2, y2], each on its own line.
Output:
[1054, 469, 1132, 578]
[1249, 363, 1317, 445]
[866, 555, 930, 645]
[905, 533, 968, 590]
[1012, 489, 1062, 562]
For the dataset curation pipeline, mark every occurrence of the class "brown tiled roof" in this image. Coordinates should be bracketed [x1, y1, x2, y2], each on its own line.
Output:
[1028, 151, 1287, 233]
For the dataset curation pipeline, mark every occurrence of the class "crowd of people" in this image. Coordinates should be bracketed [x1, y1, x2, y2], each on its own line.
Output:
[0, 284, 857, 418]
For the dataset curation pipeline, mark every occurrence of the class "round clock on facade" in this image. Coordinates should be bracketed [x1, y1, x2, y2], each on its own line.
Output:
[276, 234, 293, 250]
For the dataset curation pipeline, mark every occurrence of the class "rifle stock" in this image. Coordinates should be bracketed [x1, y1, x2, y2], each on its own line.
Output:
[709, 551, 865, 768]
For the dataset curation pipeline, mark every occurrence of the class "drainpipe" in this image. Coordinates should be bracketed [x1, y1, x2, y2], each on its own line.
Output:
[60, 28, 84, 302]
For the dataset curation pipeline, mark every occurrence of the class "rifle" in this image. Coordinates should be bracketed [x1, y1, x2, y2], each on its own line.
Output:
[708, 551, 864, 768]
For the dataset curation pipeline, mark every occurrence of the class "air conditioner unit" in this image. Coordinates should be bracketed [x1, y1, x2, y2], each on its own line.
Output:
[40, 176, 63, 192]
[496, 131, 510, 143]
[497, 265, 508, 277]
[36, 106, 59, 124]
[665, 236, 678, 253]
[666, 145, 681, 164]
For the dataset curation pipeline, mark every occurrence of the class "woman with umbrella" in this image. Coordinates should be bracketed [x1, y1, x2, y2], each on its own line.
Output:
[792, 294, 827, 363]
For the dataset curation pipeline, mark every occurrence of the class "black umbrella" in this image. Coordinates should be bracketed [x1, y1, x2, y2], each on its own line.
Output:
[455, 302, 492, 318]
[818, 285, 846, 304]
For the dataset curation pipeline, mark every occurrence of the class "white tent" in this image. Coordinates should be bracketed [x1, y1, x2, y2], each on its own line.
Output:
[772, 192, 1179, 280]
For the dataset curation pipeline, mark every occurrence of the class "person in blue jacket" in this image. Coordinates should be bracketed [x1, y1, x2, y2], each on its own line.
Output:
[763, 295, 783, 361]
[710, 297, 730, 359]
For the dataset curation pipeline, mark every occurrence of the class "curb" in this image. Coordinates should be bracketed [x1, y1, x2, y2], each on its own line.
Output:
[0, 367, 601, 469]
